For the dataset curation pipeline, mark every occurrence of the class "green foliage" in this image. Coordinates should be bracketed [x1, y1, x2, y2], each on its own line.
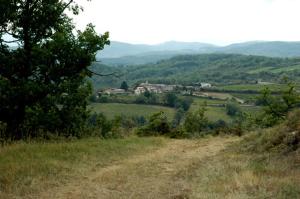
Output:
[172, 108, 185, 127]
[90, 54, 300, 89]
[0, 1, 109, 140]
[88, 113, 138, 139]
[175, 97, 193, 111]
[226, 102, 241, 116]
[242, 109, 300, 153]
[164, 93, 178, 107]
[137, 112, 171, 136]
[255, 81, 300, 127]
[120, 81, 129, 91]
[184, 107, 208, 134]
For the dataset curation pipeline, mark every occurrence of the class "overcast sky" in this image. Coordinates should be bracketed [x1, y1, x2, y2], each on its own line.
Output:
[74, 0, 300, 45]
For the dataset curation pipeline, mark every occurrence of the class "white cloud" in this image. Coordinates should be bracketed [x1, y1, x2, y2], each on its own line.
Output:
[73, 0, 300, 45]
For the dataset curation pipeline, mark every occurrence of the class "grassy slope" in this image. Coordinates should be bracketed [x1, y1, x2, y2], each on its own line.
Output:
[187, 143, 300, 198]
[1, 136, 298, 198]
[0, 137, 166, 198]
[90, 103, 176, 120]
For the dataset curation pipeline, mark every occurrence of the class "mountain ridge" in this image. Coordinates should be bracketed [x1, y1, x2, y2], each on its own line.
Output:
[97, 41, 300, 66]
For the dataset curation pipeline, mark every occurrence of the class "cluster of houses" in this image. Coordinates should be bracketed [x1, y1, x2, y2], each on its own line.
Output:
[98, 81, 212, 96]
[134, 81, 177, 95]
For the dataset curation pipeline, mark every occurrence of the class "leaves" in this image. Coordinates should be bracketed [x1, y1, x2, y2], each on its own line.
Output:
[0, 0, 110, 139]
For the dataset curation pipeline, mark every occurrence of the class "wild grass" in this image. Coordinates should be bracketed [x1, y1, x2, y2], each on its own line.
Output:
[185, 145, 300, 199]
[0, 137, 166, 198]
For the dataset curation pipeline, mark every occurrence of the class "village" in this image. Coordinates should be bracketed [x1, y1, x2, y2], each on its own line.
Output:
[99, 81, 212, 96]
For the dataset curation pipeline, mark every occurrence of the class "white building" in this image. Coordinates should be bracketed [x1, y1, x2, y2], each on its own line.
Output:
[200, 83, 212, 88]
[134, 86, 147, 95]
[134, 82, 177, 95]
[101, 88, 126, 95]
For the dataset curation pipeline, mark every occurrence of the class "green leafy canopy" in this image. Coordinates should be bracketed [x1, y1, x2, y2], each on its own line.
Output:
[0, 0, 109, 139]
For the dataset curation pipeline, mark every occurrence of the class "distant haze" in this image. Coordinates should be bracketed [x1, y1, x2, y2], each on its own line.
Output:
[75, 0, 300, 45]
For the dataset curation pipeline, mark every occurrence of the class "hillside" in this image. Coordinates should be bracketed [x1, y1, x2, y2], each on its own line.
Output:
[219, 41, 300, 57]
[2, 135, 299, 199]
[97, 41, 300, 66]
[97, 41, 215, 59]
[90, 54, 300, 89]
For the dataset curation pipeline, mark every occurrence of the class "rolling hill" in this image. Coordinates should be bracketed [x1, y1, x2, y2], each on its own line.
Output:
[90, 54, 300, 89]
[97, 41, 300, 66]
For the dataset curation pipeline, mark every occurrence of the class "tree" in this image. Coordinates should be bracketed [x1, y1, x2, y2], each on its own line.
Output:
[164, 93, 178, 107]
[256, 81, 300, 126]
[226, 102, 241, 116]
[0, 0, 109, 139]
[184, 107, 208, 133]
[137, 112, 170, 136]
[172, 108, 185, 127]
[120, 81, 128, 91]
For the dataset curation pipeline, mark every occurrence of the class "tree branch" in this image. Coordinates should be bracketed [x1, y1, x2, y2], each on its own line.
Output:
[87, 69, 123, 78]
[1, 29, 19, 39]
[60, 0, 74, 13]
[3, 39, 21, 43]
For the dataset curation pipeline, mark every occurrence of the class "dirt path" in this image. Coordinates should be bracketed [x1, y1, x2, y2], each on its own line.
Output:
[41, 137, 238, 199]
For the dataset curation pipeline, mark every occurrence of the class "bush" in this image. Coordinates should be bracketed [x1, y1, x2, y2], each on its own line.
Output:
[241, 109, 300, 153]
[255, 81, 300, 127]
[172, 108, 185, 128]
[168, 127, 189, 138]
[137, 112, 171, 136]
[164, 93, 178, 107]
[184, 107, 208, 134]
[226, 102, 241, 116]
[87, 113, 112, 138]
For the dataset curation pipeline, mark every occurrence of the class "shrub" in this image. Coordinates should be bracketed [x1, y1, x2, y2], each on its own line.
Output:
[256, 81, 300, 127]
[87, 113, 112, 138]
[241, 109, 300, 153]
[168, 127, 189, 138]
[137, 112, 171, 136]
[184, 107, 208, 134]
[226, 102, 241, 116]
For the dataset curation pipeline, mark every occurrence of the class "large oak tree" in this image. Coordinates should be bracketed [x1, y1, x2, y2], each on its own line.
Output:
[0, 0, 109, 139]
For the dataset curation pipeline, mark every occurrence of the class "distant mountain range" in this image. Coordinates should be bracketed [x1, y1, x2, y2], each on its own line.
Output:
[97, 41, 300, 66]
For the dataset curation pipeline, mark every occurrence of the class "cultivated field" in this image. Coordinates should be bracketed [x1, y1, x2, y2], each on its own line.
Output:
[90, 103, 176, 120]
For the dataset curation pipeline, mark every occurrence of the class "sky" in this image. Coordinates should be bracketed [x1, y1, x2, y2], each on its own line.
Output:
[74, 0, 300, 45]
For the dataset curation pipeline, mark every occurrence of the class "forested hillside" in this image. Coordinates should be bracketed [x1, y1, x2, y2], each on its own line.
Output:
[98, 41, 300, 66]
[91, 54, 300, 89]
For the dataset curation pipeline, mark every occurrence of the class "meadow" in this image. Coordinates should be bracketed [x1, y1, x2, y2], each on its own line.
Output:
[90, 103, 176, 120]
[1, 136, 299, 199]
[0, 137, 166, 198]
[217, 83, 289, 92]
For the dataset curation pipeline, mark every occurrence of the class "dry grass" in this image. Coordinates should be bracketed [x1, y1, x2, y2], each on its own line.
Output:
[1, 136, 299, 199]
[191, 148, 300, 199]
[37, 136, 238, 199]
[0, 137, 166, 199]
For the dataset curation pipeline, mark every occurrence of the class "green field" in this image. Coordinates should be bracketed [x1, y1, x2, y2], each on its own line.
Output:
[191, 97, 226, 105]
[217, 83, 288, 92]
[190, 97, 261, 122]
[90, 103, 176, 120]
